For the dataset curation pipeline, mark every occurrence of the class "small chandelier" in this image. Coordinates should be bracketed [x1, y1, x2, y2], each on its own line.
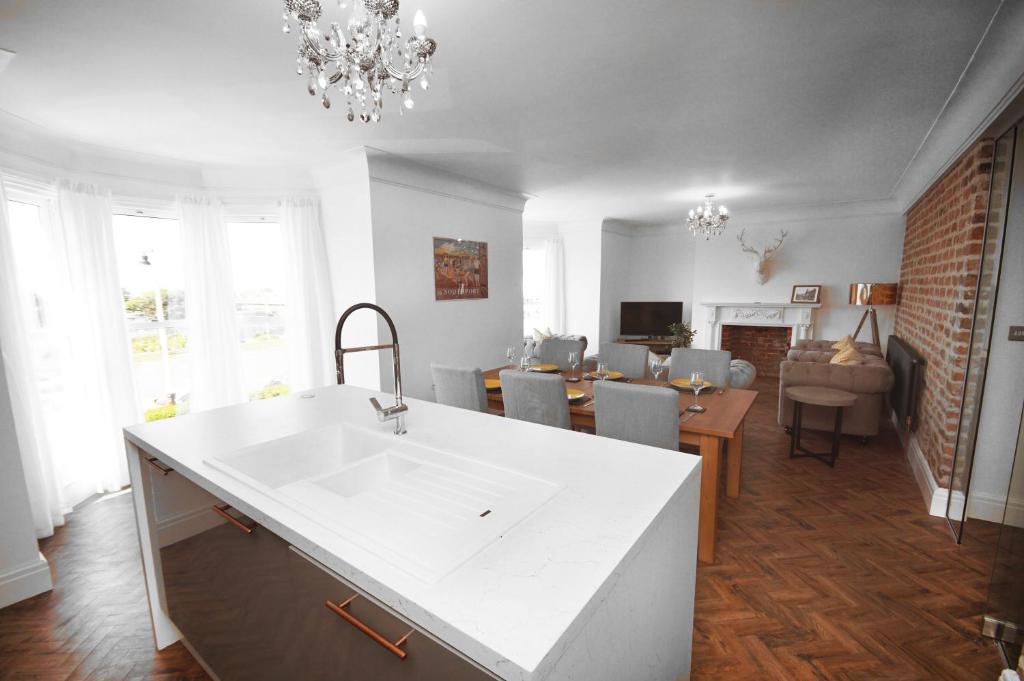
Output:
[282, 0, 438, 123]
[687, 194, 730, 239]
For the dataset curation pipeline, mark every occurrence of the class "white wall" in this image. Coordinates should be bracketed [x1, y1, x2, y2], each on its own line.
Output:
[689, 213, 905, 349]
[599, 223, 633, 346]
[367, 152, 526, 401]
[557, 221, 603, 347]
[315, 151, 381, 391]
[624, 224, 697, 327]
[0, 343, 52, 609]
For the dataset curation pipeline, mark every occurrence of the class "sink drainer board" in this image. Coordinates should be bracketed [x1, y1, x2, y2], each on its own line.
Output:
[205, 425, 563, 584]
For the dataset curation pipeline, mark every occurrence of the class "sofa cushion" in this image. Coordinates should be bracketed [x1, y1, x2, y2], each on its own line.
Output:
[832, 335, 854, 351]
[788, 339, 882, 362]
[830, 345, 865, 365]
[780, 359, 894, 394]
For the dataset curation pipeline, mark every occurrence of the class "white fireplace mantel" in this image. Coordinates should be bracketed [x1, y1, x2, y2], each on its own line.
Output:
[700, 301, 821, 350]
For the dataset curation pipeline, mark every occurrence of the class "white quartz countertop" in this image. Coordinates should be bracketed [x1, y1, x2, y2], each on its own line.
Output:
[125, 384, 701, 681]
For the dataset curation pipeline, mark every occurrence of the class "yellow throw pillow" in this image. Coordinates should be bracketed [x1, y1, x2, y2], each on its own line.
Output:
[830, 346, 864, 365]
[832, 335, 854, 352]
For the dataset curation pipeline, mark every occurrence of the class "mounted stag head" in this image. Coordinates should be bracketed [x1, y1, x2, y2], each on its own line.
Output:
[737, 229, 788, 285]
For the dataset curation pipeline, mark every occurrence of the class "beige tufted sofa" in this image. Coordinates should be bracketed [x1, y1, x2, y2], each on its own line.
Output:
[777, 340, 894, 439]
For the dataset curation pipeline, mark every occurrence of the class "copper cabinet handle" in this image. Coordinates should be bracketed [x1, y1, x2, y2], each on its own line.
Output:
[212, 504, 258, 535]
[145, 457, 173, 475]
[325, 595, 413, 660]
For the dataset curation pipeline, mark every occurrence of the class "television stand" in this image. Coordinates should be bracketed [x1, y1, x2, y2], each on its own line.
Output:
[617, 336, 674, 355]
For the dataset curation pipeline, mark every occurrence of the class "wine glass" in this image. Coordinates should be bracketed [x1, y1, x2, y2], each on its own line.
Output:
[524, 343, 537, 367]
[506, 345, 516, 367]
[519, 355, 531, 372]
[567, 351, 580, 382]
[596, 362, 610, 381]
[686, 371, 707, 413]
[651, 358, 664, 384]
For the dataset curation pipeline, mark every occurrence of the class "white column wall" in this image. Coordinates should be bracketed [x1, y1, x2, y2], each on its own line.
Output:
[0, 341, 52, 609]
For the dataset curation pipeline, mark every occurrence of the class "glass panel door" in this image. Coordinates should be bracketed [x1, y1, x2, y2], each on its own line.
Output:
[946, 125, 1017, 540]
[983, 409, 1024, 662]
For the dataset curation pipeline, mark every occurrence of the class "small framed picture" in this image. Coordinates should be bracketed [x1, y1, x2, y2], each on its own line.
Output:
[791, 284, 822, 304]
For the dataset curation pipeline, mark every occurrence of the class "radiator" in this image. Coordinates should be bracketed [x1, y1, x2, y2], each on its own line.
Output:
[886, 334, 924, 433]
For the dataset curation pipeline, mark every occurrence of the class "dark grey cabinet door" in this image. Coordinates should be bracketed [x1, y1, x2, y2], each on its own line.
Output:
[283, 549, 496, 681]
[161, 509, 293, 681]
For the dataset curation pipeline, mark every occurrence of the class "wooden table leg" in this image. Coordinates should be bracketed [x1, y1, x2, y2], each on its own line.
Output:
[726, 421, 743, 499]
[697, 434, 721, 564]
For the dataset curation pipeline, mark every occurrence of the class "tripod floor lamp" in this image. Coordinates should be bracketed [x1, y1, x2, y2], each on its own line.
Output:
[849, 283, 899, 347]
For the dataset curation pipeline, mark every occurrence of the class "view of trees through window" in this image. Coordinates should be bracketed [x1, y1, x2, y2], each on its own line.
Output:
[227, 221, 289, 401]
[110, 216, 292, 422]
[112, 214, 190, 422]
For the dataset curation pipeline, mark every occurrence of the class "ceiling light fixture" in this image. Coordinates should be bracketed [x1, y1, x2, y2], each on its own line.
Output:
[282, 0, 437, 123]
[687, 194, 730, 240]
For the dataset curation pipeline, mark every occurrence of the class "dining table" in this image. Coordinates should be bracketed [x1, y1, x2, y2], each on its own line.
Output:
[482, 365, 758, 564]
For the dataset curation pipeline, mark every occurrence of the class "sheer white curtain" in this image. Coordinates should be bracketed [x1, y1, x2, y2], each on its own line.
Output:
[0, 179, 66, 537]
[54, 181, 138, 495]
[543, 237, 566, 334]
[178, 196, 244, 411]
[280, 198, 335, 391]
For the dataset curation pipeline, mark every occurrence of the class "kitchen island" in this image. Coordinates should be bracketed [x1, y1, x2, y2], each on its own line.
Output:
[125, 383, 701, 681]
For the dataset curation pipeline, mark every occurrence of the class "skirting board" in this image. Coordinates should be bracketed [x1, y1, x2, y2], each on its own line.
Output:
[905, 435, 1018, 523]
[0, 552, 52, 609]
[906, 435, 947, 517]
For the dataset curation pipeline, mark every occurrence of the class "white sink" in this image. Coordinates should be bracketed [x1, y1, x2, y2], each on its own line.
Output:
[206, 424, 381, 490]
[206, 425, 562, 583]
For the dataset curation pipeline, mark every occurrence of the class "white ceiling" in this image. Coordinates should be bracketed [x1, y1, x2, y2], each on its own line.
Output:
[0, 0, 1006, 222]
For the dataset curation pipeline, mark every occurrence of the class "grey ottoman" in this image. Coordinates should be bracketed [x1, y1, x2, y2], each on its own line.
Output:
[729, 359, 757, 389]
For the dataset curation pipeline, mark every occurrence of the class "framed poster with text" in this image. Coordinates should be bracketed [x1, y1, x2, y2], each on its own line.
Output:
[433, 237, 488, 301]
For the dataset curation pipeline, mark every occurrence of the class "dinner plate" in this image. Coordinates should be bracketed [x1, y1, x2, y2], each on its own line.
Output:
[484, 378, 501, 391]
[566, 388, 587, 401]
[670, 377, 715, 391]
[528, 363, 561, 373]
[585, 370, 624, 381]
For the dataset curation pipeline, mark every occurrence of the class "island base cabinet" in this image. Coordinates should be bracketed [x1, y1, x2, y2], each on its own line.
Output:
[147, 451, 495, 681]
[282, 548, 496, 681]
[160, 507, 294, 681]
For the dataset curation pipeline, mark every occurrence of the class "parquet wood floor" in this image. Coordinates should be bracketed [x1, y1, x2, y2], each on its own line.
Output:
[0, 378, 1004, 679]
[0, 489, 208, 681]
[690, 378, 1003, 680]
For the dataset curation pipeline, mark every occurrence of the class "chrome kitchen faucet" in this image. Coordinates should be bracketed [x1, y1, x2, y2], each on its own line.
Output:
[334, 303, 407, 435]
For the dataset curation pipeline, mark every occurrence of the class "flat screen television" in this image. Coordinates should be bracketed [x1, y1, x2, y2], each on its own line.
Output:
[619, 302, 683, 336]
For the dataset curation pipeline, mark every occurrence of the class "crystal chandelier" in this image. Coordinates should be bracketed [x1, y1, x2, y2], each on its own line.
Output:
[687, 194, 730, 239]
[282, 0, 438, 123]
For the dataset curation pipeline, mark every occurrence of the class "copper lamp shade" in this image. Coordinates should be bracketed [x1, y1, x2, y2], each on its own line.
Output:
[849, 282, 898, 306]
[848, 283, 898, 347]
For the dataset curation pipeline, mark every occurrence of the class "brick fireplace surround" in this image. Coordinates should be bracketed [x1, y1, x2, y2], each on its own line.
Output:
[720, 325, 791, 378]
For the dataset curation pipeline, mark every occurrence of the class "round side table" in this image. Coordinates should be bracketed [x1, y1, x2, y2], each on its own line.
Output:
[784, 386, 857, 467]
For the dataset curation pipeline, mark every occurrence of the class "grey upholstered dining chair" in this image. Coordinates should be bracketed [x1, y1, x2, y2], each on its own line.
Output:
[430, 363, 488, 412]
[536, 338, 586, 370]
[668, 348, 732, 387]
[498, 369, 571, 429]
[598, 342, 649, 379]
[594, 381, 679, 450]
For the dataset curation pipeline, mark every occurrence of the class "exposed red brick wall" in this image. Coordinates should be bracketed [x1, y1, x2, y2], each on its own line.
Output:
[894, 139, 993, 487]
[720, 325, 790, 378]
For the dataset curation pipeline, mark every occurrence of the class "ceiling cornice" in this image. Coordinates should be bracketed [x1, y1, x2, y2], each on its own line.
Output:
[891, 0, 1024, 211]
[364, 146, 529, 214]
